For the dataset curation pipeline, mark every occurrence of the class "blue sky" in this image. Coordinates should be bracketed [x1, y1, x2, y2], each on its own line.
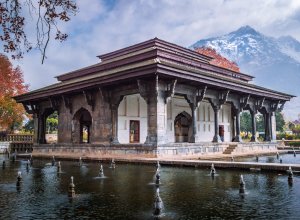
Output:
[9, 0, 300, 118]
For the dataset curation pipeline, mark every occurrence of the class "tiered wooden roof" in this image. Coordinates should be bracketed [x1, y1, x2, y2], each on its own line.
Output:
[15, 38, 294, 103]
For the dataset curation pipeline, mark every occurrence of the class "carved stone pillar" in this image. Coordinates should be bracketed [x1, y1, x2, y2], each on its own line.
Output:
[250, 110, 257, 142]
[212, 106, 221, 143]
[271, 111, 277, 141]
[33, 113, 39, 144]
[38, 113, 46, 144]
[233, 109, 242, 142]
[209, 90, 229, 143]
[138, 77, 167, 146]
[189, 103, 198, 143]
[111, 103, 119, 144]
[264, 113, 271, 142]
[231, 114, 236, 142]
[108, 94, 123, 144]
[184, 87, 206, 143]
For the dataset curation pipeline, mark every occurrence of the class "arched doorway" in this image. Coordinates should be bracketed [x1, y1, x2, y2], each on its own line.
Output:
[174, 112, 192, 142]
[72, 108, 92, 144]
[39, 108, 56, 144]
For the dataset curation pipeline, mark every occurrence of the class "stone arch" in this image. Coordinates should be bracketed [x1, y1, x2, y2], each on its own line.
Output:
[72, 108, 92, 144]
[174, 111, 192, 143]
[38, 108, 56, 144]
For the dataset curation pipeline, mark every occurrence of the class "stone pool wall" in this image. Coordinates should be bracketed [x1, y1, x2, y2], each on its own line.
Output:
[233, 143, 278, 154]
[32, 142, 279, 159]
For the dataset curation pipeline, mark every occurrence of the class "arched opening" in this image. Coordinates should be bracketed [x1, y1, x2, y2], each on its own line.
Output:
[72, 108, 92, 144]
[174, 111, 192, 142]
[38, 108, 58, 144]
[45, 110, 58, 144]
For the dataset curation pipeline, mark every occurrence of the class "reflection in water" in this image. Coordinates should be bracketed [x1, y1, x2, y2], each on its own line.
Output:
[0, 155, 300, 219]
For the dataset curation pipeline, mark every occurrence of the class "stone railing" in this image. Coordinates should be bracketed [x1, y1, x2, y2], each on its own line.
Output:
[0, 134, 33, 142]
[0, 134, 33, 153]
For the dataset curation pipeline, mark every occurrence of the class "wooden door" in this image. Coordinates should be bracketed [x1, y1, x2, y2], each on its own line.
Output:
[129, 120, 140, 143]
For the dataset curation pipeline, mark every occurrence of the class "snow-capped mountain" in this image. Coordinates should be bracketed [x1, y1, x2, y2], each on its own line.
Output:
[192, 26, 299, 66]
[190, 26, 300, 120]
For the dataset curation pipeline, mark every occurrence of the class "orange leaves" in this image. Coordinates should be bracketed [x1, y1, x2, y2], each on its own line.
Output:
[195, 47, 240, 72]
[0, 54, 28, 131]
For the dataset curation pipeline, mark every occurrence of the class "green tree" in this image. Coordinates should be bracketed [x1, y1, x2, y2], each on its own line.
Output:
[275, 111, 285, 132]
[46, 112, 58, 133]
[256, 114, 265, 132]
[240, 111, 251, 132]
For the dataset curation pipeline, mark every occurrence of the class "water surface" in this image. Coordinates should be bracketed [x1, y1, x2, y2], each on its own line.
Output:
[0, 155, 299, 219]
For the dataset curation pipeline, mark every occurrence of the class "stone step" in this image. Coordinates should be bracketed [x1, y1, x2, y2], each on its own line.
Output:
[223, 144, 238, 154]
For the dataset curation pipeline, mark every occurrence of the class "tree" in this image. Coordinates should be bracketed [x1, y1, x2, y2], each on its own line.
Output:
[0, 53, 28, 132]
[240, 111, 251, 133]
[275, 111, 285, 132]
[46, 111, 58, 133]
[194, 47, 240, 72]
[0, 0, 77, 63]
[256, 114, 265, 132]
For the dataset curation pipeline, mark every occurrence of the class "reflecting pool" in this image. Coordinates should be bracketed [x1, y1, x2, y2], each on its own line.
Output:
[0, 155, 300, 219]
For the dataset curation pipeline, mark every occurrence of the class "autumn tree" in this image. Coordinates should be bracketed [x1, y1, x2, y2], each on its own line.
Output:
[0, 53, 28, 132]
[195, 47, 240, 72]
[0, 0, 77, 63]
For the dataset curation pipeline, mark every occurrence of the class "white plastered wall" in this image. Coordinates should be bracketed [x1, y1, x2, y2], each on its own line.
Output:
[166, 97, 232, 143]
[118, 94, 147, 143]
[117, 94, 232, 144]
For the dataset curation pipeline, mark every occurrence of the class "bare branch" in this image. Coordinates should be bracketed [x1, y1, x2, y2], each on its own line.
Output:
[0, 0, 77, 63]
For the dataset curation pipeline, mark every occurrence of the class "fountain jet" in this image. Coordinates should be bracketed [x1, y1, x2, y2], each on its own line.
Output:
[26, 160, 30, 172]
[110, 159, 116, 169]
[153, 188, 163, 217]
[30, 155, 33, 166]
[16, 171, 22, 187]
[210, 163, 216, 177]
[52, 156, 55, 166]
[99, 164, 104, 177]
[57, 161, 62, 173]
[155, 168, 160, 186]
[239, 175, 245, 194]
[68, 176, 75, 198]
[79, 157, 83, 166]
[288, 166, 293, 185]
[156, 161, 161, 170]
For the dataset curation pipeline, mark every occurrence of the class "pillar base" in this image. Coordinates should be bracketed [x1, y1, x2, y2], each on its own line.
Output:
[111, 137, 119, 144]
[189, 135, 198, 143]
[233, 135, 242, 142]
[144, 135, 157, 145]
[212, 135, 222, 143]
[264, 136, 271, 142]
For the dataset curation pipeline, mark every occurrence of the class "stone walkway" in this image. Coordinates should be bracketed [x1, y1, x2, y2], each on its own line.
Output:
[16, 149, 299, 172]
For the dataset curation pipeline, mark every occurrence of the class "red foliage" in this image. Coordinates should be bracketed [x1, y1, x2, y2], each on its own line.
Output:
[195, 47, 240, 72]
[0, 54, 28, 131]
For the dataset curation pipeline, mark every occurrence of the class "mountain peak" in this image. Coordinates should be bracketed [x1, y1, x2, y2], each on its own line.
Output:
[233, 25, 259, 35]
